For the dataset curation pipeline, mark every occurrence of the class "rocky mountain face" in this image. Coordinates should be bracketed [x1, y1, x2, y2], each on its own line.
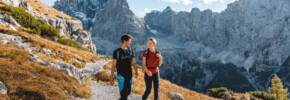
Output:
[54, 0, 152, 54]
[54, 0, 290, 93]
[0, 0, 96, 52]
[144, 0, 290, 92]
[53, 0, 98, 30]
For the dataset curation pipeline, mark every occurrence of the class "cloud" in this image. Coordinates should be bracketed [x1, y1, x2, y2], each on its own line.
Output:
[144, 8, 157, 13]
[144, 8, 151, 13]
[202, 0, 224, 4]
[183, 0, 193, 5]
[197, 3, 203, 7]
[160, 0, 193, 5]
[187, 8, 192, 12]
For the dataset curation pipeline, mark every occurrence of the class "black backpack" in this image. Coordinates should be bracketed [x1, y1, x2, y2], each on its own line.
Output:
[116, 48, 133, 60]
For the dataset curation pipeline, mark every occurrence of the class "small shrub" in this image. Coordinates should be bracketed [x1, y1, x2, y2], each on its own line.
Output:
[71, 17, 78, 20]
[57, 38, 88, 51]
[206, 87, 233, 98]
[104, 56, 113, 59]
[247, 91, 275, 100]
[72, 61, 84, 68]
[95, 71, 110, 82]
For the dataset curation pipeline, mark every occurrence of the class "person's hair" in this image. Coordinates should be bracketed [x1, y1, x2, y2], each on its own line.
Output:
[121, 34, 133, 43]
[149, 38, 157, 46]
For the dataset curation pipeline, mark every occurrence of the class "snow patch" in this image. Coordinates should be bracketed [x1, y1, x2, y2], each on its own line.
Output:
[146, 25, 158, 34]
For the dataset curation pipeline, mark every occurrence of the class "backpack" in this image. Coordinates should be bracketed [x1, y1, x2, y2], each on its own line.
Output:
[116, 48, 133, 60]
[144, 49, 160, 69]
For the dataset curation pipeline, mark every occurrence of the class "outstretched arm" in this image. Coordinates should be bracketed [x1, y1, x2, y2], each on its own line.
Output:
[110, 59, 116, 85]
[132, 58, 138, 78]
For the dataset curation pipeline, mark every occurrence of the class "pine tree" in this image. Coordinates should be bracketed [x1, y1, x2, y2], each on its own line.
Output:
[269, 74, 289, 100]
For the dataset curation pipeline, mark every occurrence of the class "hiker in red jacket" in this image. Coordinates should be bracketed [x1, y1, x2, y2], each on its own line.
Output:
[142, 38, 163, 100]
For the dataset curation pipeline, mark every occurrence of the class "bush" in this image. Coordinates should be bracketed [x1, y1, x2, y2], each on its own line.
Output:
[0, 4, 60, 38]
[72, 61, 84, 68]
[247, 91, 275, 100]
[206, 87, 233, 98]
[95, 71, 110, 82]
[104, 56, 113, 59]
[71, 17, 78, 20]
[57, 38, 88, 51]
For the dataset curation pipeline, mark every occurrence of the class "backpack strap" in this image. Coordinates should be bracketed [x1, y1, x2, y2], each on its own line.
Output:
[145, 49, 160, 69]
[117, 51, 120, 60]
[146, 49, 149, 62]
[128, 48, 133, 58]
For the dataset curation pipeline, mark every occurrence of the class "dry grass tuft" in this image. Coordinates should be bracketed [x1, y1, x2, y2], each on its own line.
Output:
[0, 27, 100, 68]
[95, 71, 111, 83]
[24, 0, 77, 20]
[0, 42, 91, 99]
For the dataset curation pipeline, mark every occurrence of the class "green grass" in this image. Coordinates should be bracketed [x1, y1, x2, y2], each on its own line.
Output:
[0, 3, 60, 38]
[247, 91, 275, 100]
[57, 38, 89, 51]
[71, 17, 78, 20]
[0, 3, 93, 51]
[206, 87, 234, 98]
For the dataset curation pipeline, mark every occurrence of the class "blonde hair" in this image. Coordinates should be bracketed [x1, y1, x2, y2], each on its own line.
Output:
[149, 38, 157, 46]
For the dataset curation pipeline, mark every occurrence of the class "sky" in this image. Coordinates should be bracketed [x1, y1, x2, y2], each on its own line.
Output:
[41, 0, 237, 17]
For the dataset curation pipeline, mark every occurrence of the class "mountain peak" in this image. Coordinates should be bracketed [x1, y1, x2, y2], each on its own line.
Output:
[102, 0, 129, 9]
[163, 6, 173, 12]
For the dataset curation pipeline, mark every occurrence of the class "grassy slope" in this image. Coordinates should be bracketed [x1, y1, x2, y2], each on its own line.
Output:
[0, 42, 91, 99]
[24, 0, 77, 20]
[0, 23, 99, 99]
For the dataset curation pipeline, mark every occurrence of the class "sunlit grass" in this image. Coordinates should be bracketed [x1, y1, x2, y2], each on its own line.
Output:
[0, 43, 91, 99]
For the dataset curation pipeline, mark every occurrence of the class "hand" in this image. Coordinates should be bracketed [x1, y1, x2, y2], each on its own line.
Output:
[110, 76, 114, 85]
[145, 69, 152, 76]
[135, 72, 139, 78]
[157, 67, 159, 72]
[156, 53, 162, 58]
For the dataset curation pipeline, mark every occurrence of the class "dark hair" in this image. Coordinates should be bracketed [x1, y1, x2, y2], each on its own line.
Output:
[121, 34, 133, 43]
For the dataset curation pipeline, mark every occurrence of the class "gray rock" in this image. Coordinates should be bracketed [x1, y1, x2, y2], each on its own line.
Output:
[30, 54, 38, 58]
[0, 33, 22, 44]
[53, 0, 99, 30]
[169, 92, 184, 100]
[6, 24, 17, 31]
[0, 20, 8, 25]
[4, 16, 21, 27]
[41, 48, 52, 54]
[60, 62, 71, 69]
[19, 1, 32, 11]
[72, 58, 81, 63]
[54, 0, 150, 54]
[26, 8, 97, 52]
[0, 81, 7, 94]
[222, 92, 230, 100]
[57, 15, 64, 19]
[30, 57, 44, 64]
[0, 14, 20, 26]
[0, 0, 23, 7]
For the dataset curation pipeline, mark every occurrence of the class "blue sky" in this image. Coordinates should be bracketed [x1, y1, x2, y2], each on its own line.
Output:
[41, 0, 237, 17]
